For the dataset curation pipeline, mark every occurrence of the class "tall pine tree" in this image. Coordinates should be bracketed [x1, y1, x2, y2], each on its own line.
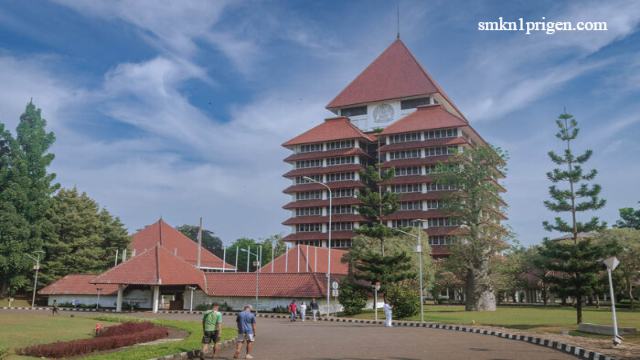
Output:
[541, 110, 606, 324]
[0, 101, 59, 295]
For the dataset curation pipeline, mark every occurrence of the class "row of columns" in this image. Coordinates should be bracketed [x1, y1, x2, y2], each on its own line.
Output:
[115, 284, 161, 313]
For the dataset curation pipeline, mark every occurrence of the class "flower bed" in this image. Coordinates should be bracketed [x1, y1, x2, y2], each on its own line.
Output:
[16, 322, 167, 358]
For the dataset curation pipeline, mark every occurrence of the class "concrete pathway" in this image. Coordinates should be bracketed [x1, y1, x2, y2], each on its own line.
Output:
[1, 309, 577, 359]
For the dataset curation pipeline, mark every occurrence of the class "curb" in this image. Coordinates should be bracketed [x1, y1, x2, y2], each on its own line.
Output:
[148, 338, 236, 360]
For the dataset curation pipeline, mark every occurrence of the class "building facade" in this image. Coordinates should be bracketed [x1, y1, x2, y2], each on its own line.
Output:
[282, 39, 505, 256]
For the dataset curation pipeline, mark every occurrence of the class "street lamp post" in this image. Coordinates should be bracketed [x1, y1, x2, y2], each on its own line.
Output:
[389, 220, 427, 322]
[96, 287, 103, 309]
[303, 176, 332, 316]
[188, 286, 197, 312]
[241, 246, 260, 314]
[25, 251, 45, 308]
[597, 257, 622, 347]
[372, 282, 381, 321]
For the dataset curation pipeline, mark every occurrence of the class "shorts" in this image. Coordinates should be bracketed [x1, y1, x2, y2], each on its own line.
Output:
[202, 330, 220, 344]
[237, 333, 255, 342]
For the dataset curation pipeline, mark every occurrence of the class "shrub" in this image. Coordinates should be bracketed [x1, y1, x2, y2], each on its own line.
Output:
[386, 284, 420, 318]
[195, 303, 210, 311]
[271, 305, 288, 313]
[0, 347, 10, 360]
[17, 326, 167, 358]
[95, 322, 155, 337]
[338, 278, 368, 315]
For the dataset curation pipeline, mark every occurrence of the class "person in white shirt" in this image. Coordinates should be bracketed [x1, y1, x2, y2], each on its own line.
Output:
[300, 301, 307, 322]
[383, 299, 393, 327]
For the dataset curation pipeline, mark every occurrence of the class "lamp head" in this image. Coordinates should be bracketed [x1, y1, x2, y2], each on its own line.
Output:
[596, 257, 619, 271]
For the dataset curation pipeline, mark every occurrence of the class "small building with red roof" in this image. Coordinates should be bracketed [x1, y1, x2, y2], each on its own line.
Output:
[38, 274, 122, 308]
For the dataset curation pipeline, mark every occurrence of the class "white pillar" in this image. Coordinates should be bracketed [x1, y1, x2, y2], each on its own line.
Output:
[116, 284, 123, 312]
[152, 285, 160, 313]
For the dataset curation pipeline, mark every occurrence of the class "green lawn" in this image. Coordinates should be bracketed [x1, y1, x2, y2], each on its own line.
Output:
[0, 298, 32, 308]
[347, 305, 640, 344]
[0, 313, 119, 359]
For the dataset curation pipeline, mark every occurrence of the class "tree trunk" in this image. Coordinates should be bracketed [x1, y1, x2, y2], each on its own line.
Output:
[595, 295, 600, 309]
[464, 261, 496, 311]
[576, 297, 583, 324]
[0, 279, 8, 297]
[542, 286, 548, 306]
[629, 282, 635, 311]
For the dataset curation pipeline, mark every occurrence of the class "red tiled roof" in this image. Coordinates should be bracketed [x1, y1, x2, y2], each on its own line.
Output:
[38, 274, 121, 295]
[90, 245, 207, 290]
[380, 104, 467, 135]
[326, 40, 466, 122]
[283, 181, 367, 194]
[379, 137, 468, 152]
[382, 209, 446, 220]
[282, 117, 375, 147]
[282, 231, 356, 242]
[204, 272, 346, 298]
[284, 148, 371, 162]
[131, 220, 234, 270]
[283, 198, 363, 209]
[282, 214, 367, 225]
[261, 245, 349, 275]
[283, 164, 365, 178]
[381, 155, 451, 169]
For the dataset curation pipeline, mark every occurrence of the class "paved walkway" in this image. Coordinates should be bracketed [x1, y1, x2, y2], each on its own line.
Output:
[1, 309, 577, 359]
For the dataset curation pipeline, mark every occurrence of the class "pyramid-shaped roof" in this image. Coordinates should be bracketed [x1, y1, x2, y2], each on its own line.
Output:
[326, 40, 465, 121]
[282, 117, 376, 147]
[131, 220, 234, 270]
[90, 244, 207, 290]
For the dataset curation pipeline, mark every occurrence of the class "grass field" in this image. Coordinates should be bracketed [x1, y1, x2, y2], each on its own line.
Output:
[0, 313, 119, 359]
[0, 298, 32, 308]
[347, 305, 640, 344]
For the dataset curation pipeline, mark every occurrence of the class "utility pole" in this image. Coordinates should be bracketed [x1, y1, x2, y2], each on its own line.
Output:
[26, 251, 45, 308]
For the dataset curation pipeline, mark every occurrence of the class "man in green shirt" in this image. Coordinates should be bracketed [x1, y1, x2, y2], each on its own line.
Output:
[201, 303, 222, 359]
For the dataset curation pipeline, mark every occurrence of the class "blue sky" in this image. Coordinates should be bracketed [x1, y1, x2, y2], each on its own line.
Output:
[0, 0, 638, 246]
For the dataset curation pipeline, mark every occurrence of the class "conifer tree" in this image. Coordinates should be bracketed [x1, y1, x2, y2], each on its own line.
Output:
[616, 201, 640, 230]
[541, 110, 607, 324]
[543, 110, 606, 242]
[352, 250, 413, 298]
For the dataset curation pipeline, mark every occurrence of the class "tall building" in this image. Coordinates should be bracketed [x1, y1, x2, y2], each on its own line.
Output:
[282, 39, 505, 256]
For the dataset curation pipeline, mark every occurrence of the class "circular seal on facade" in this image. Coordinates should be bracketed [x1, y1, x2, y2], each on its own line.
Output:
[373, 103, 394, 122]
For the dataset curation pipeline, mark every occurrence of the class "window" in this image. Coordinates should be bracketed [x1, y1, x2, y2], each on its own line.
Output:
[426, 218, 458, 227]
[395, 167, 421, 176]
[331, 239, 352, 248]
[399, 201, 422, 210]
[296, 224, 322, 232]
[401, 97, 431, 110]
[425, 128, 457, 139]
[389, 132, 420, 143]
[299, 143, 322, 153]
[332, 188, 354, 198]
[296, 175, 322, 184]
[331, 222, 353, 231]
[389, 150, 420, 160]
[296, 207, 322, 216]
[296, 159, 322, 169]
[428, 236, 453, 245]
[425, 183, 455, 191]
[331, 205, 354, 214]
[327, 140, 355, 150]
[341, 106, 367, 117]
[425, 146, 456, 157]
[391, 219, 422, 228]
[327, 156, 354, 166]
[390, 184, 422, 193]
[425, 200, 444, 209]
[327, 172, 355, 182]
[296, 191, 322, 200]
[298, 240, 322, 247]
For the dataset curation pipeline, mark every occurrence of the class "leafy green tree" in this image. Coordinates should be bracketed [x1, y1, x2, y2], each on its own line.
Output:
[616, 202, 640, 230]
[352, 250, 413, 299]
[354, 165, 401, 256]
[225, 235, 287, 272]
[592, 228, 640, 310]
[543, 111, 606, 240]
[0, 101, 59, 296]
[40, 187, 131, 286]
[433, 145, 510, 311]
[538, 238, 605, 324]
[490, 253, 524, 305]
[260, 234, 287, 266]
[386, 284, 421, 318]
[176, 224, 223, 258]
[519, 246, 554, 306]
[337, 277, 368, 315]
[431, 258, 465, 304]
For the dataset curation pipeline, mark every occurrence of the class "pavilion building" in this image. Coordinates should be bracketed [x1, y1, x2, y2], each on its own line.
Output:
[282, 39, 506, 256]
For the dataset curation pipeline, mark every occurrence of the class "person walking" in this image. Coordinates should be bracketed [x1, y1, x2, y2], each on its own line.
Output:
[200, 303, 222, 360]
[309, 299, 319, 321]
[288, 300, 297, 322]
[234, 305, 257, 359]
[383, 299, 393, 327]
[300, 301, 307, 322]
[52, 300, 59, 315]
